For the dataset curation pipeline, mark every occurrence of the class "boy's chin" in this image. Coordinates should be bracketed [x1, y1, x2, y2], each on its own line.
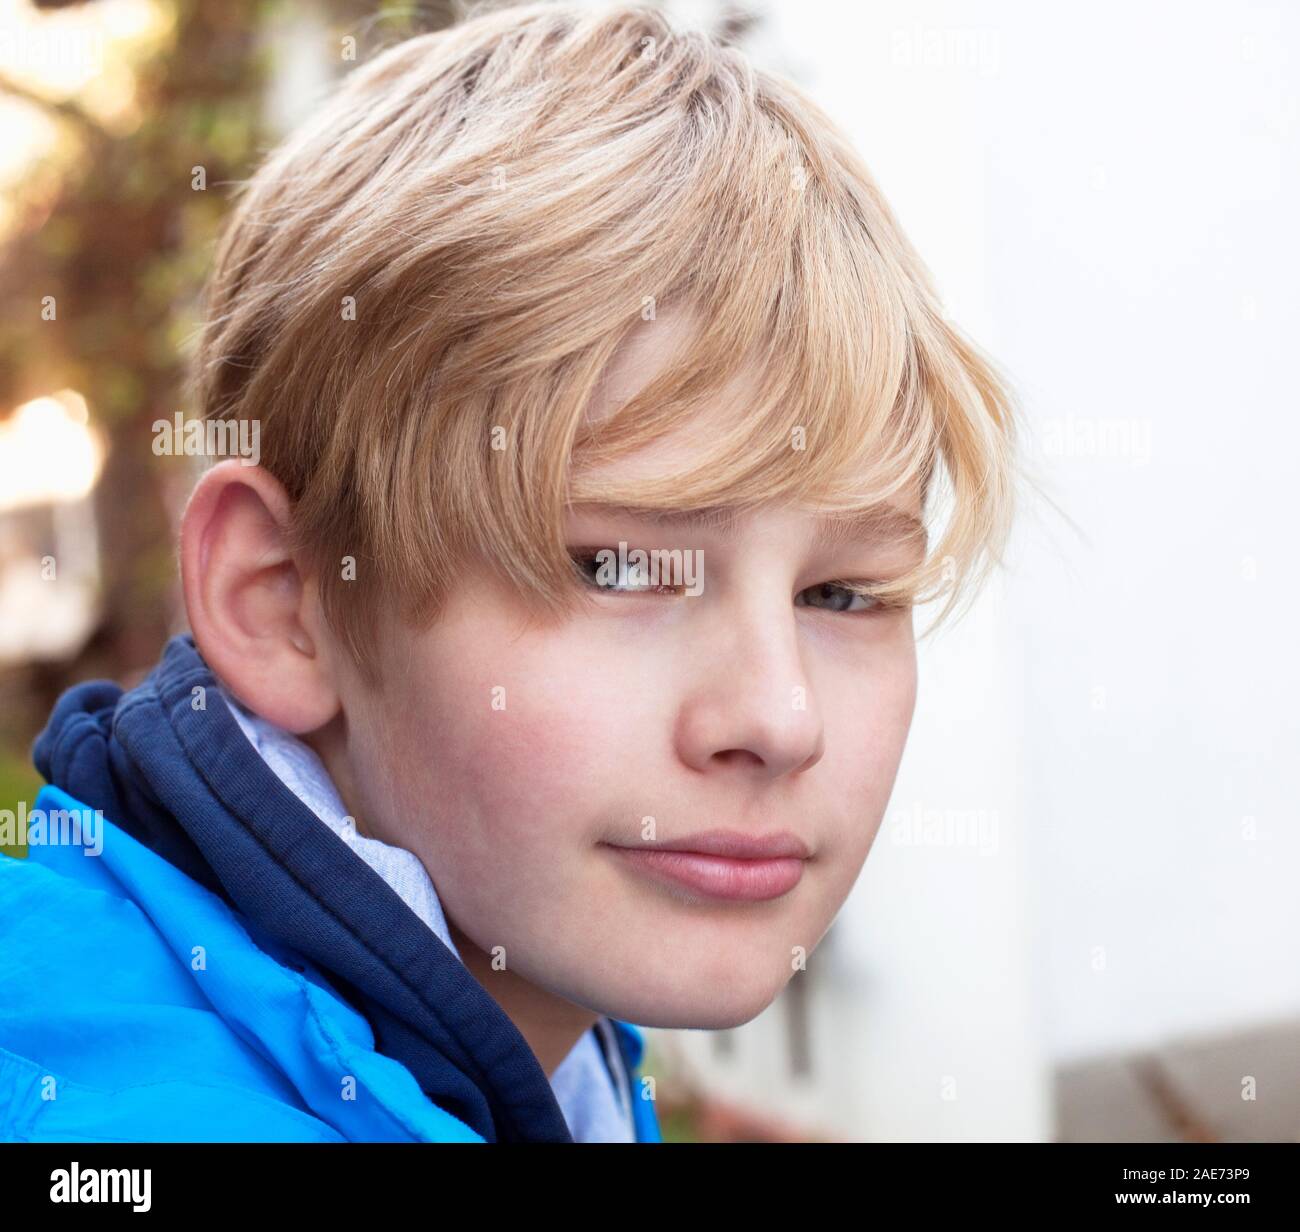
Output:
[593, 976, 790, 1032]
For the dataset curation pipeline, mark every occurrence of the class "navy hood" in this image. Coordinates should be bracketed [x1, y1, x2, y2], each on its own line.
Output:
[32, 632, 576, 1143]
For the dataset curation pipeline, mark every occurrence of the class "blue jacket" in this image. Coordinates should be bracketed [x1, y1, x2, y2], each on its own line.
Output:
[0, 634, 661, 1143]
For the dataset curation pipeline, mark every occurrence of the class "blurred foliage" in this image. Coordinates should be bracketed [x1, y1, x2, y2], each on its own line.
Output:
[0, 750, 40, 858]
[0, 0, 457, 754]
[0, 0, 276, 696]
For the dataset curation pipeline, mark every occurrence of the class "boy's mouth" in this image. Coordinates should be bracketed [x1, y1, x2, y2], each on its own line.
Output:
[599, 829, 809, 902]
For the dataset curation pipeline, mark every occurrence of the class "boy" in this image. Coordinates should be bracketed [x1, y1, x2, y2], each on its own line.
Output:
[0, 2, 1016, 1142]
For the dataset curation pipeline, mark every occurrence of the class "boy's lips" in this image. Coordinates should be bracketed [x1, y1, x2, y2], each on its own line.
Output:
[600, 829, 810, 901]
[614, 828, 811, 860]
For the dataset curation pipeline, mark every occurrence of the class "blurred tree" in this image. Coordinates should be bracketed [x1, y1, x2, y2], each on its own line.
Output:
[0, 0, 272, 698]
[0, 0, 456, 728]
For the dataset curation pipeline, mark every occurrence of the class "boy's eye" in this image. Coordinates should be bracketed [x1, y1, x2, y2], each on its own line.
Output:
[569, 550, 682, 594]
[795, 581, 881, 613]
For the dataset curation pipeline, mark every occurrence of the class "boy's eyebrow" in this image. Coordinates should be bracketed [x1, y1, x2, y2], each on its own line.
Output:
[810, 505, 930, 553]
[569, 503, 929, 552]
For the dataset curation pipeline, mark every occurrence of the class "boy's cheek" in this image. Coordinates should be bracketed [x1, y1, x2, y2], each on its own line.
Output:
[377, 659, 622, 844]
[815, 681, 917, 859]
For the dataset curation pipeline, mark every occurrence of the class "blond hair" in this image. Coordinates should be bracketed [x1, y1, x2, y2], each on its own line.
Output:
[189, 1, 1019, 681]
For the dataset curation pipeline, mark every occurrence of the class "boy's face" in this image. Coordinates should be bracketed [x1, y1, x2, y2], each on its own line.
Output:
[333, 328, 923, 1030]
[342, 494, 919, 1031]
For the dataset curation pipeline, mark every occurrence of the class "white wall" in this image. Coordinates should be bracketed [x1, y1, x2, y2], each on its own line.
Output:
[982, 0, 1300, 1060]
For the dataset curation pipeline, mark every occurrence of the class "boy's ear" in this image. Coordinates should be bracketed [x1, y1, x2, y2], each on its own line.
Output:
[179, 459, 340, 733]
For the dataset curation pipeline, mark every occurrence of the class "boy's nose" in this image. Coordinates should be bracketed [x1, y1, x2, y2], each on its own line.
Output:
[672, 618, 826, 780]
